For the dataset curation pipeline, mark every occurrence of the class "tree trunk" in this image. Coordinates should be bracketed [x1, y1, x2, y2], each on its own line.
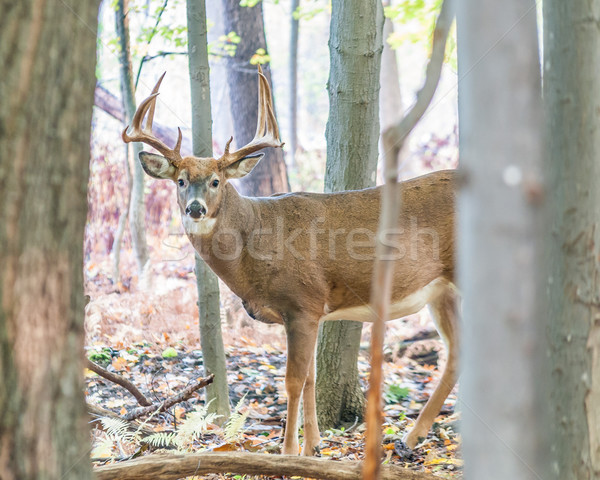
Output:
[379, 13, 403, 133]
[457, 1, 550, 479]
[112, 145, 133, 284]
[544, 1, 600, 476]
[0, 1, 99, 478]
[115, 0, 150, 281]
[288, 0, 300, 171]
[221, 0, 290, 196]
[206, 0, 234, 149]
[316, 0, 384, 431]
[187, 0, 230, 424]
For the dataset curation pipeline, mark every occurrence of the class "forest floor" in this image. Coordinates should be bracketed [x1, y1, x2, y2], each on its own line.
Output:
[85, 250, 462, 479]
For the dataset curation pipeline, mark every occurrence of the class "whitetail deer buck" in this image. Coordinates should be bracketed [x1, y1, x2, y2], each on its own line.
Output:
[123, 67, 458, 455]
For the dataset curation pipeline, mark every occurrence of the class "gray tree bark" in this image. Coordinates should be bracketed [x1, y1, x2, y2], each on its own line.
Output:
[221, 0, 290, 196]
[457, 1, 550, 479]
[316, 0, 384, 431]
[187, 0, 230, 424]
[544, 1, 600, 477]
[116, 0, 150, 282]
[288, 0, 300, 171]
[0, 1, 99, 478]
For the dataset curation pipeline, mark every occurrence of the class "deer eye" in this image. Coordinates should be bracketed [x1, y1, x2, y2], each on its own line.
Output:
[178, 179, 185, 187]
[211, 179, 220, 188]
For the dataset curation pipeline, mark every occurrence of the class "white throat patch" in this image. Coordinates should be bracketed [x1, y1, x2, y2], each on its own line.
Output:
[183, 216, 217, 236]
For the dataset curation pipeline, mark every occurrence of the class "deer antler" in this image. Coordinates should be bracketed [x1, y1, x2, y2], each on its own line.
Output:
[219, 65, 283, 167]
[122, 73, 183, 167]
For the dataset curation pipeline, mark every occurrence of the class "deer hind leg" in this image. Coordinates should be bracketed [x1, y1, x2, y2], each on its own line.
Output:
[404, 286, 460, 449]
[282, 317, 319, 455]
[301, 352, 320, 455]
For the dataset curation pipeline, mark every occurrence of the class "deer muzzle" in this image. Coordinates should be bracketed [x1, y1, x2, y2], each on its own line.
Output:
[185, 200, 207, 219]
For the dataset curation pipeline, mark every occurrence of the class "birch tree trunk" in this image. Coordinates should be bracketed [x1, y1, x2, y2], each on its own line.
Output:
[187, 0, 230, 424]
[544, 1, 600, 476]
[221, 0, 289, 196]
[316, 0, 384, 431]
[0, 1, 99, 478]
[457, 0, 549, 478]
[116, 0, 150, 282]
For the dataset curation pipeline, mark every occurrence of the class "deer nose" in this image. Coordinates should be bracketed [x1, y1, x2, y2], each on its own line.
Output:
[185, 200, 206, 219]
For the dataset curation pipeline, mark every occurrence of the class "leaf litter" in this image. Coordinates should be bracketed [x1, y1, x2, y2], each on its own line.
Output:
[85, 273, 462, 478]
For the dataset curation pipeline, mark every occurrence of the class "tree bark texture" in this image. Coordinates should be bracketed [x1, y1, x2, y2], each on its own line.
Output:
[187, 0, 230, 424]
[544, 1, 600, 477]
[457, 1, 549, 479]
[316, 0, 384, 431]
[0, 1, 99, 478]
[115, 0, 150, 278]
[221, 0, 290, 196]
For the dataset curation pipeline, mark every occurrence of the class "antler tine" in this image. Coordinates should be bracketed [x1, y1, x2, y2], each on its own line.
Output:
[174, 127, 182, 156]
[219, 65, 283, 166]
[145, 72, 166, 132]
[125, 93, 159, 137]
[223, 136, 234, 155]
[122, 73, 183, 166]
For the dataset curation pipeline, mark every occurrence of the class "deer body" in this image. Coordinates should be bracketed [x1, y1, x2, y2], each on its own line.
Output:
[186, 172, 455, 323]
[124, 69, 459, 455]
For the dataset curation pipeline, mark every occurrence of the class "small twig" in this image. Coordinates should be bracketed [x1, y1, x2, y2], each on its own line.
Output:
[135, 0, 170, 88]
[345, 415, 361, 433]
[124, 374, 214, 421]
[86, 359, 153, 407]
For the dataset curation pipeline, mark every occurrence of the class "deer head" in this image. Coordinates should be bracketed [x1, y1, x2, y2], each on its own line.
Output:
[122, 66, 283, 231]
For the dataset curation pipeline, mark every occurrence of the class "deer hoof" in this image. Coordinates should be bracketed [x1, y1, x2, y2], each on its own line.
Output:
[403, 430, 426, 450]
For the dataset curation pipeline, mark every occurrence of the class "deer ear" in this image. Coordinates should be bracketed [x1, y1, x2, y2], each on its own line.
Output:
[223, 153, 264, 179]
[139, 152, 177, 180]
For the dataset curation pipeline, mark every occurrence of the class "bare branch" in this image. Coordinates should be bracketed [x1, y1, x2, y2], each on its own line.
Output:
[123, 374, 214, 421]
[86, 359, 153, 407]
[364, 1, 456, 478]
[381, 0, 456, 168]
[87, 404, 155, 438]
[94, 452, 439, 480]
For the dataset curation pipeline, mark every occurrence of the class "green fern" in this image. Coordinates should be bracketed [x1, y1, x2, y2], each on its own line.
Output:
[140, 400, 222, 451]
[143, 432, 178, 448]
[177, 402, 222, 445]
[99, 416, 136, 443]
[223, 395, 249, 443]
[91, 436, 116, 458]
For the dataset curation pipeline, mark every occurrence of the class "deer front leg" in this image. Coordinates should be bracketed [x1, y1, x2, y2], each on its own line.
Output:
[404, 288, 459, 449]
[282, 317, 319, 455]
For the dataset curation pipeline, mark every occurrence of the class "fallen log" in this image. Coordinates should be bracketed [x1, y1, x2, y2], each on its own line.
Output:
[94, 452, 439, 480]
